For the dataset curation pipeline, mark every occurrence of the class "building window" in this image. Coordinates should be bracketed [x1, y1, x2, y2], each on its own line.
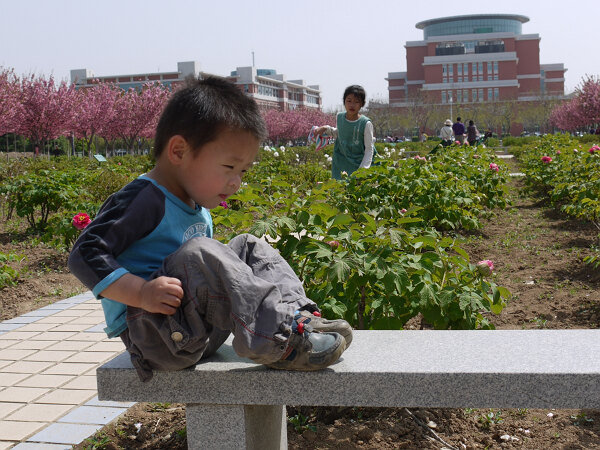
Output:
[463, 89, 468, 102]
[442, 91, 447, 103]
[449, 64, 454, 77]
[458, 64, 463, 76]
[472, 89, 477, 102]
[478, 89, 484, 102]
[494, 88, 499, 100]
[457, 90, 462, 102]
[488, 88, 493, 100]
[494, 61, 498, 74]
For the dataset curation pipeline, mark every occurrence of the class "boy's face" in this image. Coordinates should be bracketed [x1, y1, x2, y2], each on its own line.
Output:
[178, 127, 259, 209]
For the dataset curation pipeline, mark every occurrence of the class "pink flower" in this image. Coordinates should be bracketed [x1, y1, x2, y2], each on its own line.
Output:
[326, 240, 340, 249]
[72, 213, 91, 230]
[589, 145, 599, 154]
[400, 208, 407, 214]
[489, 163, 499, 172]
[556, 150, 561, 155]
[476, 260, 494, 276]
[455, 140, 460, 145]
[219, 201, 229, 209]
[541, 156, 552, 163]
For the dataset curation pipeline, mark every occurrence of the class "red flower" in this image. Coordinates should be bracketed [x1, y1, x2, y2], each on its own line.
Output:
[219, 201, 229, 209]
[541, 156, 552, 163]
[72, 213, 91, 230]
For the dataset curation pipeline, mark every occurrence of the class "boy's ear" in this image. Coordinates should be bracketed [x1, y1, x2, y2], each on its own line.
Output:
[166, 135, 191, 166]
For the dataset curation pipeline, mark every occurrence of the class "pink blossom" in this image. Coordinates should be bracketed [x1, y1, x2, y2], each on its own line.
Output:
[541, 156, 552, 163]
[489, 163, 499, 172]
[72, 213, 91, 230]
[589, 145, 600, 153]
[400, 208, 407, 214]
[219, 201, 229, 209]
[326, 240, 340, 249]
[476, 260, 494, 276]
[455, 140, 460, 145]
[556, 150, 561, 155]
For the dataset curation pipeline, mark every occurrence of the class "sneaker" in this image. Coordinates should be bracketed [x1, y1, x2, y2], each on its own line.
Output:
[296, 310, 353, 348]
[266, 322, 346, 371]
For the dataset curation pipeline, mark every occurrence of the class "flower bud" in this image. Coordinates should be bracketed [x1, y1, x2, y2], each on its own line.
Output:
[476, 260, 494, 276]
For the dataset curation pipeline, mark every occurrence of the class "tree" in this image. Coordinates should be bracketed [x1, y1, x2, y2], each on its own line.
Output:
[0, 67, 21, 136]
[72, 82, 120, 157]
[16, 74, 77, 155]
[103, 83, 170, 152]
[262, 108, 334, 144]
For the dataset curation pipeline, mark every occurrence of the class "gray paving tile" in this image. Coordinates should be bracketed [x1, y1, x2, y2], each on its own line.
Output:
[27, 422, 102, 445]
[2, 317, 41, 325]
[13, 443, 72, 450]
[20, 308, 61, 317]
[58, 405, 127, 425]
[84, 324, 106, 333]
[0, 323, 23, 332]
[85, 396, 136, 408]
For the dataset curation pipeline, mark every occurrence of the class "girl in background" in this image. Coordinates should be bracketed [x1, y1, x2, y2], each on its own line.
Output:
[314, 85, 375, 180]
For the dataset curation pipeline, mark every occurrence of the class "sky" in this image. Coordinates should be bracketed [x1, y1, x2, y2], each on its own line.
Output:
[1, 0, 598, 111]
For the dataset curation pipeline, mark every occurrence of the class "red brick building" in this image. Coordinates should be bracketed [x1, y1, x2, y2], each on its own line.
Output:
[387, 14, 566, 116]
[71, 62, 322, 111]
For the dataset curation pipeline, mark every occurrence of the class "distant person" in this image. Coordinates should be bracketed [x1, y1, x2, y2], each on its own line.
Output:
[466, 120, 480, 146]
[452, 117, 466, 144]
[439, 119, 454, 147]
[68, 77, 350, 382]
[312, 85, 375, 180]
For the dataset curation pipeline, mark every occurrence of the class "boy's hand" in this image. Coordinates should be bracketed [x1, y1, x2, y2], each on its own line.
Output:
[139, 276, 183, 315]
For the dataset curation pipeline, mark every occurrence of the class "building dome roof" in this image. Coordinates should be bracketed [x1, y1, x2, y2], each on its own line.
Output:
[416, 14, 529, 38]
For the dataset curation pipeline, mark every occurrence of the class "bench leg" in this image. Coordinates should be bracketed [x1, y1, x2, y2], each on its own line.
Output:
[186, 403, 288, 450]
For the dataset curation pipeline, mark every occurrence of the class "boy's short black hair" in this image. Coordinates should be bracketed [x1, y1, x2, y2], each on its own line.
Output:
[153, 76, 267, 159]
[343, 85, 366, 107]
[456, 117, 462, 122]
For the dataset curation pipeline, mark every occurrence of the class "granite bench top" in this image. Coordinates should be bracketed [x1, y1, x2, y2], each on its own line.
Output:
[97, 329, 600, 409]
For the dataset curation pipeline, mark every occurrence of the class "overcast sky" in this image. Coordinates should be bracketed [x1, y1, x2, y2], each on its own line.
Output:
[1, 0, 598, 111]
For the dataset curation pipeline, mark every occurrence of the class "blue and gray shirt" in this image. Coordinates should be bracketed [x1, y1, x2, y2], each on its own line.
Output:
[68, 175, 213, 338]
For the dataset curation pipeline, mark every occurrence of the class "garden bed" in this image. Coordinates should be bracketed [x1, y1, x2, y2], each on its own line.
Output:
[3, 159, 600, 449]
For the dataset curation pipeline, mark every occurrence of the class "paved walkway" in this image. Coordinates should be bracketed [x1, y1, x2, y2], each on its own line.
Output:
[0, 292, 133, 449]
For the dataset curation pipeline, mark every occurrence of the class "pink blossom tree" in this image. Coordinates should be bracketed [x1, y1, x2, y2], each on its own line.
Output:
[103, 83, 170, 153]
[0, 67, 21, 136]
[16, 74, 77, 155]
[550, 76, 600, 131]
[72, 82, 120, 157]
[262, 108, 335, 144]
[575, 75, 600, 128]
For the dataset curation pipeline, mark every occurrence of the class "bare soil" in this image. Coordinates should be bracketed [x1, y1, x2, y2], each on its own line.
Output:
[2, 158, 600, 449]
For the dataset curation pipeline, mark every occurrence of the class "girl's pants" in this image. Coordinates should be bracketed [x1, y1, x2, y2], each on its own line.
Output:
[120, 234, 316, 382]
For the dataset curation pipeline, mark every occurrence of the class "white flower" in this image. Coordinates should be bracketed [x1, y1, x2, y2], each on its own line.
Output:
[295, 153, 299, 158]
[327, 156, 332, 162]
[341, 171, 348, 177]
[273, 151, 279, 157]
[264, 145, 271, 151]
[324, 153, 329, 158]
[280, 146, 285, 151]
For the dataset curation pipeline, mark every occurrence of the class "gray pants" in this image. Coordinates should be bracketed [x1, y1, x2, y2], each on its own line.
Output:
[121, 234, 316, 381]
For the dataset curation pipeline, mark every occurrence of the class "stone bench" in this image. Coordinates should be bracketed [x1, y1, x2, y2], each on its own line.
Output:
[97, 329, 600, 450]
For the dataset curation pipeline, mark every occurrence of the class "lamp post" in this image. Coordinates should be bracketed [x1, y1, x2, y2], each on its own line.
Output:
[449, 91, 453, 121]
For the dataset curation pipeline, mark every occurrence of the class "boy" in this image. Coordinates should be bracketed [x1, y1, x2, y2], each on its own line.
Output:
[68, 77, 352, 382]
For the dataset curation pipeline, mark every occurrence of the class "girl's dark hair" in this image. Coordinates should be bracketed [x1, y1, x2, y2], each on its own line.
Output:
[343, 85, 366, 107]
[153, 76, 267, 159]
